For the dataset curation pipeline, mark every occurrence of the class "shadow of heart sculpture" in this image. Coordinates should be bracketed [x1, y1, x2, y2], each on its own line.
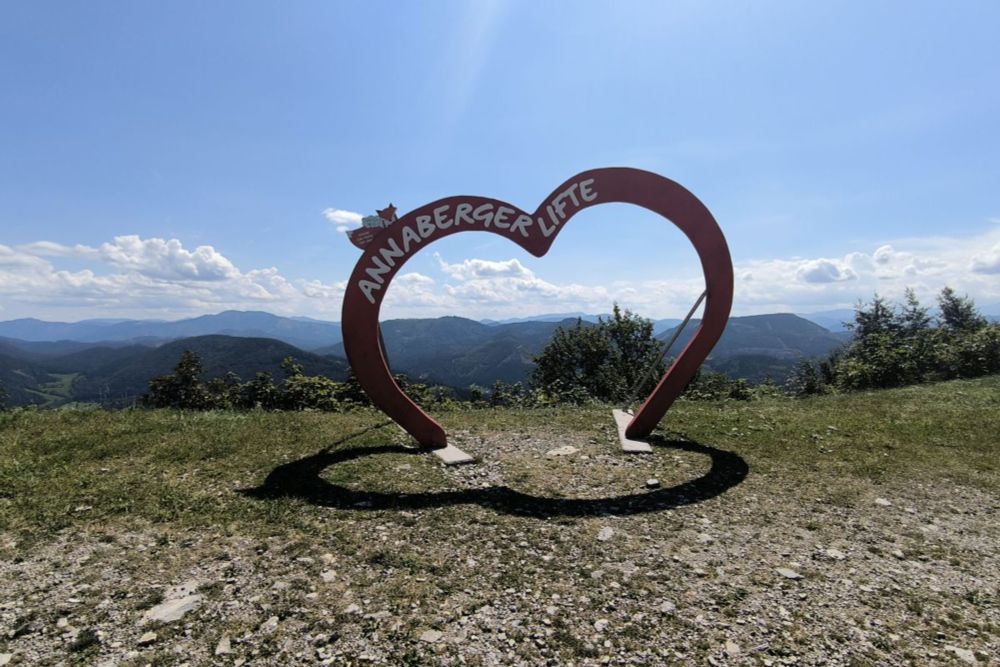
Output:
[341, 168, 734, 449]
[241, 435, 748, 518]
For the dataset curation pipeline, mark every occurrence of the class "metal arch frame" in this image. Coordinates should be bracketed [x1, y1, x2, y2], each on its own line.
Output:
[341, 167, 734, 448]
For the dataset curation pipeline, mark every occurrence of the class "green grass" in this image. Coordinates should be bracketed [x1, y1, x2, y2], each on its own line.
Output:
[1, 376, 998, 539]
[23, 372, 80, 407]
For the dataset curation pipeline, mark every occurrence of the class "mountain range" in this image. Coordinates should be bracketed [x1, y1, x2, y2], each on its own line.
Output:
[657, 313, 848, 383]
[1, 308, 856, 349]
[0, 311, 343, 350]
[0, 309, 858, 407]
[0, 334, 348, 408]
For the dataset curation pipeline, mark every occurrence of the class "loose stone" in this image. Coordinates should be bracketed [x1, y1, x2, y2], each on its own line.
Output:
[776, 568, 803, 580]
[419, 629, 443, 643]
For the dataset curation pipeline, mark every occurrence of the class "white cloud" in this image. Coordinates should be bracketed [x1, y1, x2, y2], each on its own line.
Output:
[395, 272, 434, 286]
[971, 242, 1000, 274]
[322, 208, 363, 234]
[16, 236, 240, 282]
[17, 241, 100, 258]
[733, 227, 1000, 313]
[435, 254, 533, 280]
[301, 279, 347, 300]
[796, 259, 857, 284]
[383, 272, 449, 310]
[417, 227, 998, 318]
[0, 236, 340, 320]
[96, 235, 239, 281]
[0, 244, 52, 271]
[3, 226, 1000, 322]
[430, 253, 611, 310]
[873, 244, 893, 265]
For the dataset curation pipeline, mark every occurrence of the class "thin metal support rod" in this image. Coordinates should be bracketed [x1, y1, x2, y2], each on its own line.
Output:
[623, 289, 708, 410]
[377, 324, 389, 365]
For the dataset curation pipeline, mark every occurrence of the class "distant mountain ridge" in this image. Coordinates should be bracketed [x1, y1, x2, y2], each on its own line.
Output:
[0, 311, 343, 351]
[658, 313, 846, 360]
[0, 310, 857, 407]
[0, 335, 348, 408]
[655, 313, 848, 383]
[316, 316, 581, 389]
[796, 309, 856, 332]
[0, 310, 691, 348]
[3, 307, 995, 348]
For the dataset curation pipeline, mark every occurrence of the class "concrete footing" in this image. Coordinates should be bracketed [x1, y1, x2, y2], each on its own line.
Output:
[431, 444, 476, 465]
[612, 409, 652, 453]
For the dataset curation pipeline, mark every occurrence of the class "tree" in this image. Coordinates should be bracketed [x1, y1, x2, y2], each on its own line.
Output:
[848, 293, 898, 339]
[532, 318, 615, 402]
[338, 369, 371, 407]
[807, 286, 999, 393]
[0, 381, 7, 410]
[467, 384, 486, 405]
[532, 305, 664, 404]
[489, 380, 524, 407]
[605, 304, 666, 402]
[143, 350, 210, 409]
[900, 287, 932, 335]
[205, 371, 242, 409]
[937, 287, 987, 331]
[788, 359, 823, 396]
[280, 356, 304, 378]
[237, 372, 279, 409]
[837, 296, 913, 390]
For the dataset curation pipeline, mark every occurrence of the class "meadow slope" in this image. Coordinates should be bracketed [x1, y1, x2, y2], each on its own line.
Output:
[1, 377, 998, 665]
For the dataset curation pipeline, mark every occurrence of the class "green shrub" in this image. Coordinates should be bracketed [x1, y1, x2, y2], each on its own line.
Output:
[796, 286, 999, 395]
[532, 304, 664, 404]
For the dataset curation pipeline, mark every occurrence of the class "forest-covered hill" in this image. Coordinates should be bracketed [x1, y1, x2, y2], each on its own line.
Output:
[0, 312, 847, 406]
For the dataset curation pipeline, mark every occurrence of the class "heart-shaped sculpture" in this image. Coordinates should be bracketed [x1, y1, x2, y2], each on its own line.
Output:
[341, 168, 733, 447]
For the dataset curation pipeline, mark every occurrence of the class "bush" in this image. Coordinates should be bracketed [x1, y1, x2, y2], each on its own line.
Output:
[141, 352, 446, 412]
[532, 304, 664, 404]
[282, 374, 343, 411]
[788, 360, 826, 396]
[142, 350, 211, 409]
[235, 372, 280, 410]
[798, 286, 999, 395]
[682, 370, 752, 401]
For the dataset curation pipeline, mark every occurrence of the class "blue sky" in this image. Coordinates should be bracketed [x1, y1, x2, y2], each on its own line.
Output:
[1, 1, 998, 322]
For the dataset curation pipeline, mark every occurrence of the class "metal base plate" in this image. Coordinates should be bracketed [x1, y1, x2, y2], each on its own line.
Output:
[612, 409, 653, 453]
[430, 444, 476, 465]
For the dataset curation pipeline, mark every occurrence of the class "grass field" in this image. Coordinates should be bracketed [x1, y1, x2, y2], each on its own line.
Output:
[1, 377, 998, 665]
[22, 372, 80, 408]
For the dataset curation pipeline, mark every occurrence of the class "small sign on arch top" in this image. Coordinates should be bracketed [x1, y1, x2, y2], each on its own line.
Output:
[347, 204, 399, 250]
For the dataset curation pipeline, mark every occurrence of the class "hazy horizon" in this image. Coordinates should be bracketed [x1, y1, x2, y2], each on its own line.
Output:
[2, 304, 985, 329]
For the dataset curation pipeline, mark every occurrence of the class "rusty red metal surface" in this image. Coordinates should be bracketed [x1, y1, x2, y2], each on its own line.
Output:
[341, 168, 734, 447]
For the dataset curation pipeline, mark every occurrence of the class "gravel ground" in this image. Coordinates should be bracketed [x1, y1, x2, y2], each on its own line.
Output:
[2, 423, 997, 666]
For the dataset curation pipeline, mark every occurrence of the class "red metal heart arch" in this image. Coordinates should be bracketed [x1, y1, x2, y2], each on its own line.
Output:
[341, 168, 734, 447]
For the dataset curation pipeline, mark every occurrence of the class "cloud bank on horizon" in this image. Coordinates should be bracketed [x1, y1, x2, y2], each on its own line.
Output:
[2, 224, 998, 322]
